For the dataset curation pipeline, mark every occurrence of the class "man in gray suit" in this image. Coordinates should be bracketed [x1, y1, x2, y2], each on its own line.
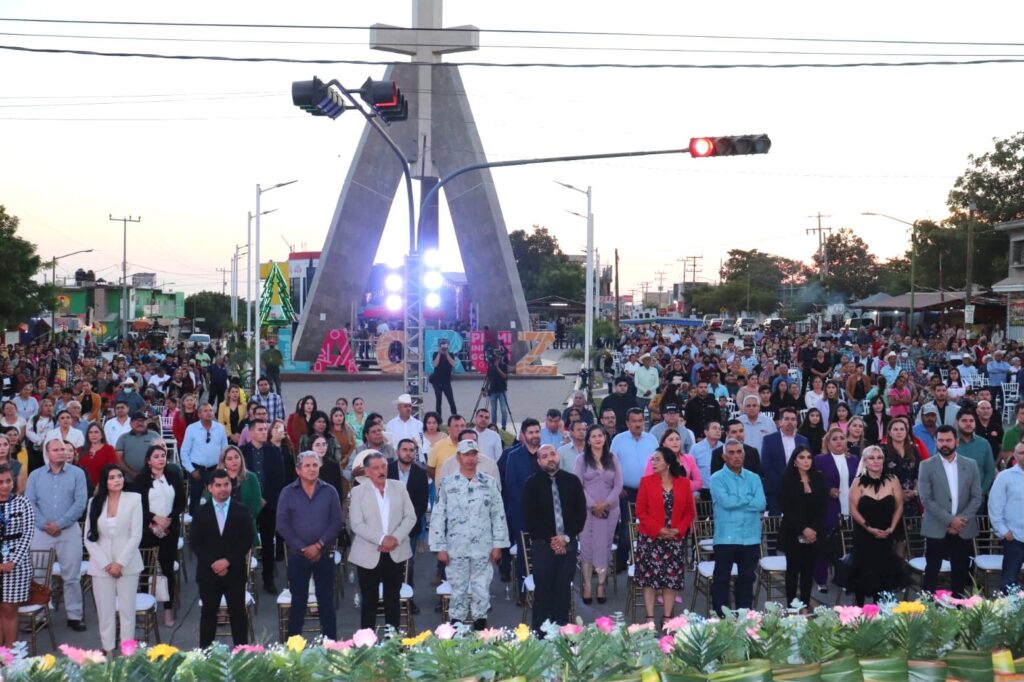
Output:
[348, 451, 417, 630]
[918, 425, 982, 596]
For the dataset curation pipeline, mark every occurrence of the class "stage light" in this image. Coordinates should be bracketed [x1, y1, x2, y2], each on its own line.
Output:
[425, 292, 442, 308]
[384, 274, 403, 292]
[423, 271, 444, 291]
[385, 294, 403, 312]
[422, 248, 442, 268]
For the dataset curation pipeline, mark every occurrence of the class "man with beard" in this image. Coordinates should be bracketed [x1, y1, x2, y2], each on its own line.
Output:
[498, 418, 542, 599]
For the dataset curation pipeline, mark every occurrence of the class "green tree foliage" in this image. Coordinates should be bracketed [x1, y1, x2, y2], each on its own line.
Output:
[184, 291, 235, 337]
[0, 205, 56, 331]
[509, 225, 586, 301]
[818, 228, 881, 300]
[689, 249, 808, 315]
[949, 131, 1024, 223]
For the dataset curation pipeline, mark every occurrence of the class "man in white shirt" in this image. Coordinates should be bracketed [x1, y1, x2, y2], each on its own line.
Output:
[103, 400, 132, 448]
[557, 419, 587, 472]
[147, 365, 171, 394]
[633, 354, 661, 411]
[738, 395, 777, 451]
[12, 384, 38, 421]
[385, 394, 423, 444]
[471, 408, 503, 461]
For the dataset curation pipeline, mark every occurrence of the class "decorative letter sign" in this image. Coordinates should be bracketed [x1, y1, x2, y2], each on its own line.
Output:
[312, 328, 358, 374]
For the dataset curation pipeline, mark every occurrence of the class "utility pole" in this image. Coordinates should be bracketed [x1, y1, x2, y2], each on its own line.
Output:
[216, 267, 229, 295]
[965, 201, 976, 308]
[614, 248, 620, 332]
[109, 214, 141, 340]
[806, 213, 833, 278]
[677, 255, 703, 286]
[654, 271, 667, 292]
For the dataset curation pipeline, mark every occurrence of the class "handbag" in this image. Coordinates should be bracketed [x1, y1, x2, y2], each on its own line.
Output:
[27, 581, 51, 606]
[154, 575, 170, 602]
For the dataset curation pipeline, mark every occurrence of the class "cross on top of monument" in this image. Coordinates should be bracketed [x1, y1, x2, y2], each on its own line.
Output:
[370, 0, 479, 62]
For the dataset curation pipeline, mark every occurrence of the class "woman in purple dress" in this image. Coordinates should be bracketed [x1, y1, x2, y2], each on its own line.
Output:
[573, 424, 623, 605]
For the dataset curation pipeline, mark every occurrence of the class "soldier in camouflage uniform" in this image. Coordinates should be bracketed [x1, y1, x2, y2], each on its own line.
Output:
[429, 439, 510, 629]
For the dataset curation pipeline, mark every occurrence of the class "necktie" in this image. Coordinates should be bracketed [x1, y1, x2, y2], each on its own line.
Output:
[216, 503, 226, 534]
[550, 476, 565, 537]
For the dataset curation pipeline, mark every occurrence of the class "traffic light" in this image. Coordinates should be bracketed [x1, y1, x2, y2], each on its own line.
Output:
[291, 77, 345, 119]
[359, 78, 409, 122]
[688, 134, 772, 158]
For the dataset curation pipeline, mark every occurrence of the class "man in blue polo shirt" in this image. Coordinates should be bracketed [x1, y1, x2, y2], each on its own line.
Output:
[610, 407, 658, 570]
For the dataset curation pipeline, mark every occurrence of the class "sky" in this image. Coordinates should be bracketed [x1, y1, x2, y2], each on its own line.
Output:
[2, 0, 1023, 303]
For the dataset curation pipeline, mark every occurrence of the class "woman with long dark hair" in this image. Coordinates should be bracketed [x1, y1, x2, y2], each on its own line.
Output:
[770, 379, 799, 412]
[286, 395, 318, 451]
[779, 445, 827, 611]
[573, 424, 622, 605]
[85, 464, 143, 656]
[133, 444, 187, 627]
[634, 446, 695, 625]
[815, 380, 841, 427]
[77, 423, 118, 487]
[299, 410, 340, 461]
[798, 408, 827, 455]
[345, 396, 368, 443]
[863, 396, 889, 446]
[172, 393, 199, 448]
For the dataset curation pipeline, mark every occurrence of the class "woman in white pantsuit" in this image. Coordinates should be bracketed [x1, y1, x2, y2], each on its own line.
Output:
[84, 464, 143, 655]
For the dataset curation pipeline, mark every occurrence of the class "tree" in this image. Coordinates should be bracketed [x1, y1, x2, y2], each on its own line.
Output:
[707, 249, 810, 314]
[817, 228, 879, 300]
[509, 225, 586, 301]
[184, 291, 236, 337]
[0, 205, 56, 331]
[949, 131, 1024, 224]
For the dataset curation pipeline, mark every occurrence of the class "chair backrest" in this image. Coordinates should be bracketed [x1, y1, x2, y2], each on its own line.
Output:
[903, 515, 925, 558]
[691, 518, 715, 562]
[1002, 382, 1020, 400]
[626, 501, 637, 526]
[695, 498, 714, 520]
[837, 515, 855, 555]
[138, 547, 160, 595]
[761, 515, 784, 555]
[974, 515, 1000, 556]
[29, 548, 55, 585]
[519, 531, 533, 575]
[626, 520, 639, 565]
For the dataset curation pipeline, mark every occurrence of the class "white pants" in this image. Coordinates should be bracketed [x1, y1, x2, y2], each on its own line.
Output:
[91, 572, 140, 651]
[31, 523, 84, 620]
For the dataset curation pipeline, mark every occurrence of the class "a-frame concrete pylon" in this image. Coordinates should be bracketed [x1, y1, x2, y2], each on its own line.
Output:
[293, 1, 530, 361]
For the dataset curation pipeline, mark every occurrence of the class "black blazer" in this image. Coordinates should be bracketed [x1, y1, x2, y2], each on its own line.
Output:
[191, 498, 254, 580]
[710, 444, 762, 475]
[778, 469, 828, 553]
[863, 413, 890, 446]
[387, 460, 429, 537]
[241, 442, 286, 507]
[134, 463, 188, 547]
[522, 469, 587, 542]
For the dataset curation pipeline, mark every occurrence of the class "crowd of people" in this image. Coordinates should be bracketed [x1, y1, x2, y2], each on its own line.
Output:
[1, 318, 1024, 653]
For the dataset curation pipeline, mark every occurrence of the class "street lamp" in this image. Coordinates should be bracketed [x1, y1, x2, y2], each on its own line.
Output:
[49, 249, 94, 337]
[244, 209, 276, 343]
[555, 181, 595, 378]
[253, 182, 297, 387]
[863, 212, 919, 329]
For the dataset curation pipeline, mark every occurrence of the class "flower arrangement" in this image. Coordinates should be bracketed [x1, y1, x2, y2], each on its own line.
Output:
[3, 594, 1024, 681]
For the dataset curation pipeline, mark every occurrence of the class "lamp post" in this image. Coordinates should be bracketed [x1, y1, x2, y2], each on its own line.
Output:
[49, 249, 94, 337]
[253, 182, 297, 387]
[862, 212, 919, 331]
[555, 181, 594, 376]
[243, 209, 275, 341]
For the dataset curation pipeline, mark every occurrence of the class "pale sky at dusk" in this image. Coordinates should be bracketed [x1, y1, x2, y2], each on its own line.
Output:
[3, 0, 1022, 301]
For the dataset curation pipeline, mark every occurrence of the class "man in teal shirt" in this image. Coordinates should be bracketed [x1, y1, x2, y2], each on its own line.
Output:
[956, 409, 995, 494]
[710, 439, 765, 616]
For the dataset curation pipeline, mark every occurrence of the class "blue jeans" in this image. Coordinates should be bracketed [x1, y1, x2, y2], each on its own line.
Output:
[1002, 538, 1024, 593]
[287, 549, 336, 640]
[489, 391, 509, 430]
[712, 544, 759, 616]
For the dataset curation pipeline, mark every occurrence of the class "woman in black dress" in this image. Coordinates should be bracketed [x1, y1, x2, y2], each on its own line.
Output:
[863, 396, 890, 446]
[848, 445, 905, 606]
[780, 446, 827, 611]
[797, 408, 826, 455]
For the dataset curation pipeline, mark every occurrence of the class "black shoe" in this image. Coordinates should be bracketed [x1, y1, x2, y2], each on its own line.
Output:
[499, 572, 511, 583]
[409, 600, 420, 615]
[264, 581, 278, 595]
[66, 619, 86, 632]
[473, 618, 487, 631]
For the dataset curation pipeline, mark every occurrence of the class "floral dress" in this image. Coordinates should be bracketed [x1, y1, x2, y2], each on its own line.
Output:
[634, 489, 686, 591]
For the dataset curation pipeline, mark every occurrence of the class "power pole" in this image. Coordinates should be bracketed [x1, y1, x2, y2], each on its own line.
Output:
[806, 213, 833, 278]
[965, 201, 976, 308]
[109, 214, 141, 340]
[677, 255, 703, 286]
[614, 248, 620, 332]
[216, 267, 229, 295]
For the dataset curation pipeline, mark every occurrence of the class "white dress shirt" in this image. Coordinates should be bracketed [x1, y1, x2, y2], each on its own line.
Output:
[374, 483, 390, 545]
[781, 434, 796, 462]
[833, 453, 851, 515]
[474, 427, 503, 461]
[941, 454, 959, 516]
[147, 475, 175, 517]
[386, 415, 423, 444]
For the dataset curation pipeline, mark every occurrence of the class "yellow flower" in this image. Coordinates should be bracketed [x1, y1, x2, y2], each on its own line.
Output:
[640, 666, 660, 682]
[401, 630, 432, 647]
[514, 623, 531, 642]
[38, 654, 56, 671]
[893, 601, 927, 615]
[147, 644, 179, 662]
[286, 635, 307, 653]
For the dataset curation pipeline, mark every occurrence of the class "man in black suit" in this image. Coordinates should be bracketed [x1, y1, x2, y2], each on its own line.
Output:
[522, 444, 587, 633]
[241, 419, 286, 593]
[711, 420, 761, 475]
[388, 438, 429, 614]
[192, 469, 255, 648]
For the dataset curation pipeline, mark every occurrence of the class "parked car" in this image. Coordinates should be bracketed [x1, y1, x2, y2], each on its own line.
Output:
[762, 317, 785, 331]
[709, 318, 724, 331]
[186, 333, 211, 346]
[734, 317, 757, 333]
[721, 318, 737, 333]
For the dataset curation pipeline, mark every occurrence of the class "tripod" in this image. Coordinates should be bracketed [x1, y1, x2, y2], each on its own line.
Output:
[472, 374, 517, 436]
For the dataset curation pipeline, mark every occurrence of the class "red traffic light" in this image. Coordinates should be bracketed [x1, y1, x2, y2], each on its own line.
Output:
[689, 137, 715, 158]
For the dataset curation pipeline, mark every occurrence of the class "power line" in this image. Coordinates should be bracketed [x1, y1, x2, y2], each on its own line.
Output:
[1, 17, 1022, 48]
[3, 43, 1024, 69]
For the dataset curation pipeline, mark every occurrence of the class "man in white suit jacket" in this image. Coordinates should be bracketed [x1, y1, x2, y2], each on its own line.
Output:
[348, 451, 417, 630]
[83, 468, 143, 654]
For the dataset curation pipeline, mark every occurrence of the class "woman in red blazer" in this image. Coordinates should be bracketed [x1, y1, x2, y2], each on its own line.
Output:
[634, 446, 695, 625]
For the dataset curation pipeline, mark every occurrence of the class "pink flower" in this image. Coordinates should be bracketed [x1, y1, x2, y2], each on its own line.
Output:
[322, 639, 352, 651]
[862, 604, 880, 620]
[627, 622, 654, 634]
[934, 590, 953, 603]
[594, 616, 615, 634]
[351, 629, 377, 648]
[232, 644, 266, 654]
[559, 623, 583, 636]
[746, 627, 761, 640]
[478, 627, 504, 642]
[0, 647, 13, 667]
[120, 640, 139, 657]
[663, 615, 690, 632]
[659, 634, 675, 655]
[434, 622, 456, 640]
[745, 610, 763, 624]
[951, 595, 984, 609]
[833, 605, 863, 625]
